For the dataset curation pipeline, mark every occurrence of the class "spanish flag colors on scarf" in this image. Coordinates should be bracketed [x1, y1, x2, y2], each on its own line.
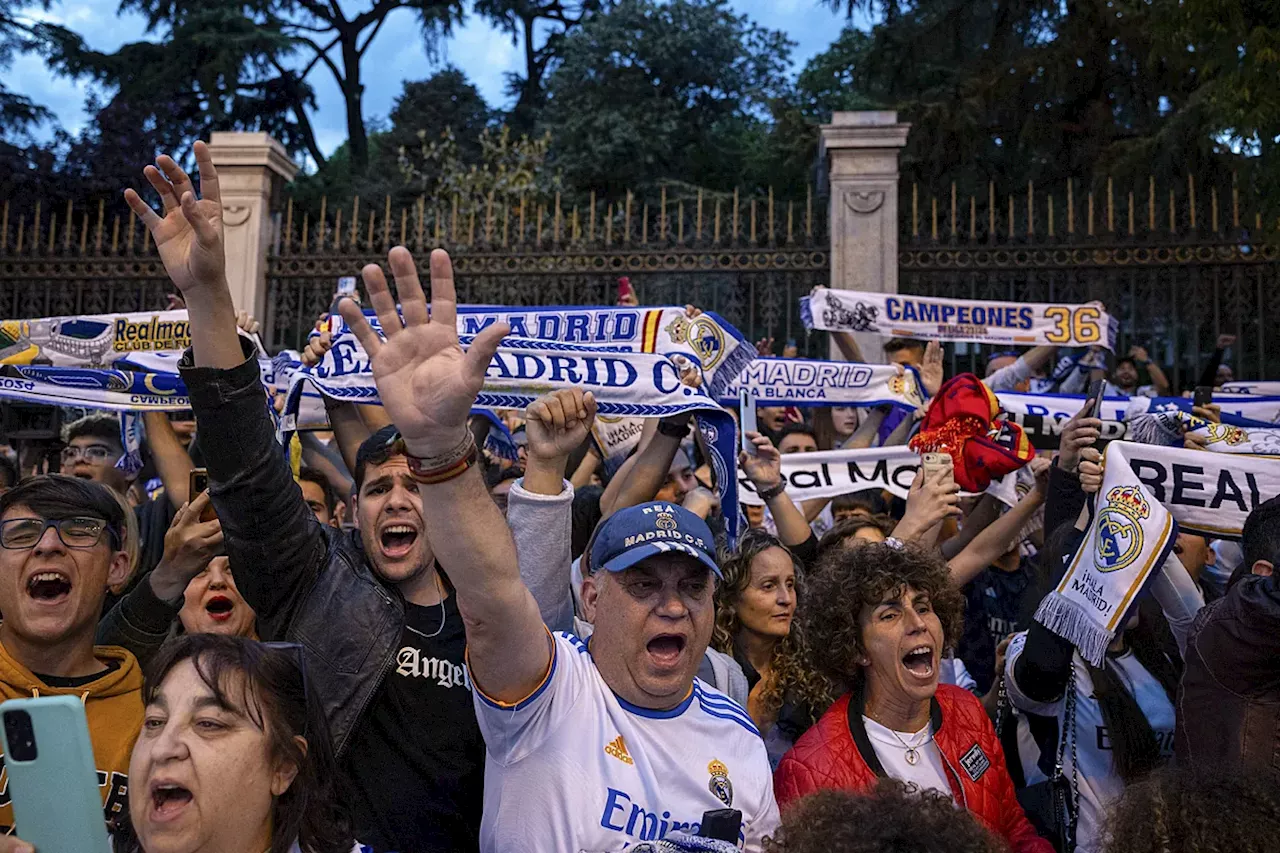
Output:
[909, 373, 1035, 492]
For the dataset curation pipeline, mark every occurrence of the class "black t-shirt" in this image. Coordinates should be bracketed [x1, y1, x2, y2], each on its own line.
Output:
[957, 559, 1034, 694]
[339, 591, 484, 853]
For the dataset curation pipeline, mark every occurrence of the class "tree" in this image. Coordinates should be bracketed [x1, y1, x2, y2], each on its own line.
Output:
[42, 0, 468, 173]
[540, 0, 795, 197]
[0, 0, 53, 137]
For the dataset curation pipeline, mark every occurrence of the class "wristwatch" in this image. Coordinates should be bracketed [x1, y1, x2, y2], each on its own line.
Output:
[657, 417, 691, 439]
[757, 481, 787, 502]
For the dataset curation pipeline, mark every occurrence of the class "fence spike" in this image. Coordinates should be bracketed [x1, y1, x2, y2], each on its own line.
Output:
[318, 197, 327, 251]
[1, 199, 8, 251]
[48, 212, 57, 253]
[451, 194, 459, 245]
[554, 191, 562, 244]
[383, 196, 391, 246]
[1256, 212, 1263, 232]
[1128, 192, 1134, 236]
[787, 200, 794, 244]
[64, 200, 73, 251]
[417, 196, 426, 250]
[1067, 180, 1075, 235]
[750, 198, 757, 244]
[1048, 195, 1055, 237]
[468, 208, 476, 246]
[350, 196, 360, 248]
[537, 204, 545, 247]
[642, 203, 649, 244]
[1147, 177, 1155, 232]
[1007, 195, 1013, 239]
[1169, 189, 1176, 233]
[912, 183, 919, 238]
[931, 196, 938, 240]
[1027, 181, 1034, 237]
[486, 192, 495, 244]
[301, 213, 309, 252]
[1211, 190, 1219, 234]
[110, 215, 120, 254]
[1087, 192, 1095, 236]
[950, 182, 957, 238]
[16, 215, 24, 253]
[79, 213, 88, 254]
[768, 187, 775, 243]
[987, 182, 995, 240]
[677, 201, 684, 244]
[502, 199, 510, 247]
[367, 211, 375, 249]
[660, 186, 667, 242]
[1232, 173, 1240, 230]
[127, 207, 136, 253]
[733, 189, 740, 242]
[143, 218, 151, 252]
[400, 207, 407, 247]
[435, 206, 443, 246]
[606, 202, 613, 246]
[519, 196, 527, 244]
[715, 197, 722, 245]
[573, 206, 580, 243]
[1188, 175, 1197, 230]
[589, 191, 596, 243]
[697, 190, 704, 242]
[1106, 177, 1114, 233]
[625, 191, 633, 244]
[969, 196, 976, 240]
[283, 198, 293, 253]
[806, 185, 813, 240]
[334, 208, 343, 251]
[32, 201, 40, 254]
[95, 199, 105, 254]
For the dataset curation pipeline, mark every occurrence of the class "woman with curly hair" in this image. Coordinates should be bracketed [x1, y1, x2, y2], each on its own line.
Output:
[773, 540, 1051, 853]
[712, 528, 832, 767]
[765, 781, 1006, 853]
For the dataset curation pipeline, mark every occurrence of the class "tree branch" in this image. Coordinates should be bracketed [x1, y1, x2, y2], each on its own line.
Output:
[357, 7, 396, 56]
[289, 34, 346, 86]
[351, 0, 406, 34]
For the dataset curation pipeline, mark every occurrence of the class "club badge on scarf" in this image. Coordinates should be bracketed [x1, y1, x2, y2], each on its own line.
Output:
[909, 374, 1035, 492]
[1184, 416, 1280, 455]
[718, 358, 925, 409]
[801, 288, 1118, 350]
[1036, 441, 1178, 665]
[455, 306, 753, 399]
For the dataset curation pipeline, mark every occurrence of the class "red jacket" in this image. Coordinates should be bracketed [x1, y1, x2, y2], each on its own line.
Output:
[775, 684, 1052, 853]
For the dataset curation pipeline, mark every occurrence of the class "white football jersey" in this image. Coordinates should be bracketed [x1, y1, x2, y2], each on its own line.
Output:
[473, 632, 780, 852]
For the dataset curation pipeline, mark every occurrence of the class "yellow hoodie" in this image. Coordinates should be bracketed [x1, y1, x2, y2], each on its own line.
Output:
[0, 643, 144, 833]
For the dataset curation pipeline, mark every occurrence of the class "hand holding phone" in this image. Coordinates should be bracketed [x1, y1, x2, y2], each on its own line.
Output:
[921, 452, 955, 488]
[1193, 386, 1214, 408]
[739, 389, 758, 455]
[189, 468, 216, 521]
[1085, 377, 1107, 420]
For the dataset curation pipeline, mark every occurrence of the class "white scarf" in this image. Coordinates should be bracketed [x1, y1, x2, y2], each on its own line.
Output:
[1038, 442, 1280, 664]
[1222, 381, 1280, 396]
[737, 447, 924, 505]
[801, 288, 1118, 349]
[719, 357, 924, 409]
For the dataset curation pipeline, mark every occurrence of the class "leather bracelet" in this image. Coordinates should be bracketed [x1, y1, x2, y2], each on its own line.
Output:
[757, 481, 787, 502]
[657, 417, 691, 439]
[404, 432, 479, 485]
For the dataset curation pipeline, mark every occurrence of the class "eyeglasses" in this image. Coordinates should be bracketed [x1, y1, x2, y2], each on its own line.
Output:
[0, 516, 112, 550]
[60, 445, 119, 464]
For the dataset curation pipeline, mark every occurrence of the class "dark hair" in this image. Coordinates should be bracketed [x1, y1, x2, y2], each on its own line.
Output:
[0, 474, 124, 549]
[296, 466, 338, 515]
[833, 489, 887, 516]
[62, 413, 123, 451]
[0, 454, 17, 489]
[485, 465, 524, 489]
[116, 635, 353, 853]
[712, 529, 832, 718]
[777, 422, 817, 446]
[1241, 495, 1280, 578]
[802, 541, 964, 684]
[1102, 765, 1280, 853]
[1115, 356, 1138, 370]
[353, 425, 402, 490]
[815, 514, 895, 563]
[765, 781, 1004, 853]
[883, 338, 925, 356]
[571, 485, 605, 561]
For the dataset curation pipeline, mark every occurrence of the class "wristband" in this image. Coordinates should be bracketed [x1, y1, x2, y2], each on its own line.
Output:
[403, 432, 479, 485]
[757, 481, 787, 503]
[657, 417, 691, 439]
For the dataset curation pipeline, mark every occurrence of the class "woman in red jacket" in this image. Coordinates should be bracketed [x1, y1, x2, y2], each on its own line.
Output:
[774, 539, 1052, 853]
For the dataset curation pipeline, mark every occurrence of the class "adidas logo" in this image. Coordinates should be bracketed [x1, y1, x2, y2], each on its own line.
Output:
[604, 735, 634, 765]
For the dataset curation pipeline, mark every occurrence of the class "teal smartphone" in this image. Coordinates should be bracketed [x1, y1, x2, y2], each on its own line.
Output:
[1, 696, 111, 852]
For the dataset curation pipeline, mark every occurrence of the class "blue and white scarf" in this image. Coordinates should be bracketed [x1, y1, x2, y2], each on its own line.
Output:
[718, 357, 925, 409]
[287, 319, 741, 541]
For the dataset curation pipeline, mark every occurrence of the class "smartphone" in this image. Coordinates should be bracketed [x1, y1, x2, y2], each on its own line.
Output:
[0, 696, 111, 853]
[921, 452, 955, 486]
[1194, 385, 1214, 408]
[739, 389, 758, 455]
[1085, 377, 1107, 419]
[189, 468, 216, 521]
[336, 276, 357, 296]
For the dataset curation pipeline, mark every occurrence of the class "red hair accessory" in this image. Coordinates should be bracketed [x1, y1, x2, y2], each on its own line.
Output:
[909, 373, 1034, 492]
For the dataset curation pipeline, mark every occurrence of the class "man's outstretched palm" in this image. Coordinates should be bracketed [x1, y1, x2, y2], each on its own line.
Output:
[123, 142, 225, 296]
[339, 247, 508, 456]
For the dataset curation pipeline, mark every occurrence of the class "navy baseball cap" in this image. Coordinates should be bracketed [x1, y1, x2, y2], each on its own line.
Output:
[590, 502, 722, 578]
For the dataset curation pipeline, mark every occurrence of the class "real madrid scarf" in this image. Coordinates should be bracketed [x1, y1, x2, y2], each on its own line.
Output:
[286, 320, 742, 541]
[1222, 381, 1280, 396]
[801, 288, 1119, 350]
[0, 364, 192, 411]
[1036, 441, 1280, 664]
[718, 357, 925, 409]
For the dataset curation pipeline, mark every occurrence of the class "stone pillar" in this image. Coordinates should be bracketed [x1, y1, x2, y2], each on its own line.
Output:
[819, 111, 911, 363]
[205, 132, 298, 322]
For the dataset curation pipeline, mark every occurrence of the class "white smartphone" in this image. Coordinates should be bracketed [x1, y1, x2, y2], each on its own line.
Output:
[739, 389, 758, 455]
[1, 696, 111, 852]
[921, 452, 955, 486]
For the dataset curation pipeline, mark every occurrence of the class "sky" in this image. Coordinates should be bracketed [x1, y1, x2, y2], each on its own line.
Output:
[8, 0, 860, 161]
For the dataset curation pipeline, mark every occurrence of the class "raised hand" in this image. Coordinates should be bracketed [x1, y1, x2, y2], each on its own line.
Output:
[1078, 447, 1104, 493]
[920, 340, 944, 398]
[302, 317, 334, 368]
[1217, 333, 1237, 350]
[526, 388, 597, 462]
[738, 431, 782, 490]
[124, 142, 225, 296]
[150, 492, 225, 602]
[1058, 400, 1103, 474]
[338, 247, 508, 457]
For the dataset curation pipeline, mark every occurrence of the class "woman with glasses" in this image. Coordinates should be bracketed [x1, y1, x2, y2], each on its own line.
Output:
[117, 634, 362, 853]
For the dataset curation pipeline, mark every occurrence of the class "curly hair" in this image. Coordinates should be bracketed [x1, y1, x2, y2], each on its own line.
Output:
[1102, 765, 1280, 853]
[764, 781, 1004, 853]
[814, 513, 895, 564]
[712, 529, 832, 719]
[802, 540, 964, 684]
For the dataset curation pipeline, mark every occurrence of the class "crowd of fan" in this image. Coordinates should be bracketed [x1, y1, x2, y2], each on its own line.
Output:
[0, 144, 1277, 853]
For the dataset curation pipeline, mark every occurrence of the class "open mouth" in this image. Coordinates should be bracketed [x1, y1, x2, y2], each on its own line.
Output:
[204, 595, 234, 621]
[901, 645, 935, 679]
[379, 524, 418, 559]
[646, 634, 687, 668]
[151, 783, 193, 820]
[26, 572, 71, 604]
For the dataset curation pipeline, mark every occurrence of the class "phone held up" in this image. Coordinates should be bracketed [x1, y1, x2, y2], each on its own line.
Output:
[0, 696, 111, 852]
[739, 389, 758, 455]
[189, 467, 217, 521]
[921, 451, 955, 486]
[1085, 377, 1107, 420]
[1194, 385, 1214, 409]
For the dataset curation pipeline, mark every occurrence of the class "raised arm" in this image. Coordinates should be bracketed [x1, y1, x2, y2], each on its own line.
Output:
[947, 458, 1049, 587]
[598, 416, 685, 518]
[1131, 345, 1171, 396]
[125, 144, 328, 632]
[739, 432, 811, 549]
[831, 331, 865, 363]
[141, 411, 194, 508]
[338, 247, 549, 704]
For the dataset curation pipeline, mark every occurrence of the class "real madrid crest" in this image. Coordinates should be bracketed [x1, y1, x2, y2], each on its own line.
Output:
[707, 759, 733, 807]
[1094, 486, 1150, 573]
[664, 314, 726, 371]
[655, 511, 678, 531]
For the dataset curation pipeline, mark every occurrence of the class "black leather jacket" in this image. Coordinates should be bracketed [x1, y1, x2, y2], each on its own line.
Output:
[177, 344, 403, 757]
